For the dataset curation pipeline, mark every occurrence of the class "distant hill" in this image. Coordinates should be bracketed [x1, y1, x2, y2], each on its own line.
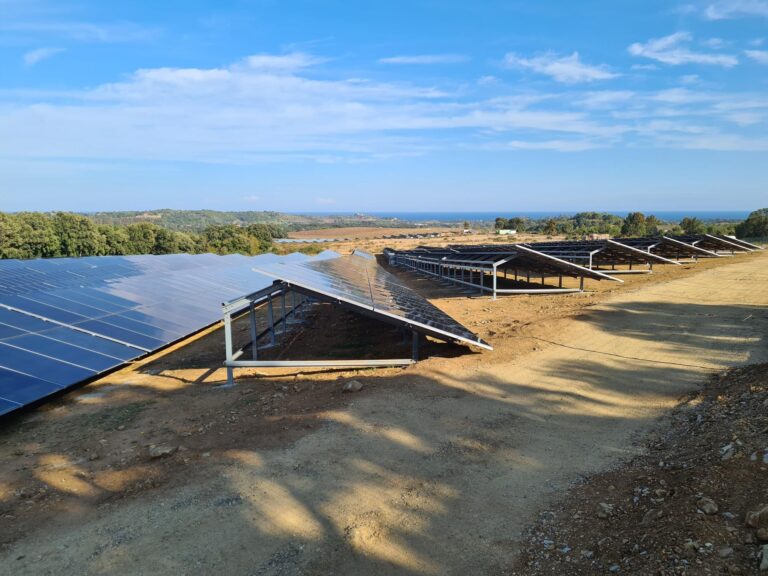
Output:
[87, 209, 411, 233]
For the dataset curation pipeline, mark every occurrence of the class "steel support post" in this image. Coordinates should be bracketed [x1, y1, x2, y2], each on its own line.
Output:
[492, 264, 498, 300]
[224, 311, 235, 386]
[281, 292, 287, 334]
[267, 294, 276, 346]
[249, 301, 258, 360]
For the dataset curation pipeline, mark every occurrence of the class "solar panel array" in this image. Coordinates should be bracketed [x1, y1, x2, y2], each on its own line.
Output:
[253, 251, 492, 350]
[0, 251, 338, 415]
[390, 244, 622, 281]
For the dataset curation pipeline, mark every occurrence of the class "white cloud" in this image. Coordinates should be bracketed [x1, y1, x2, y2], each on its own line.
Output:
[0, 20, 157, 42]
[629, 32, 739, 67]
[477, 75, 498, 85]
[704, 0, 768, 19]
[4, 51, 768, 163]
[745, 49, 768, 63]
[242, 195, 261, 203]
[502, 52, 618, 83]
[680, 74, 700, 84]
[378, 54, 469, 65]
[498, 139, 601, 152]
[23, 46, 63, 66]
[725, 111, 764, 125]
[702, 37, 726, 48]
[243, 53, 325, 71]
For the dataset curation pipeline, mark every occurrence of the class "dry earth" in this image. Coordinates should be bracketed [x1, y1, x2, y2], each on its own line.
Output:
[0, 250, 766, 575]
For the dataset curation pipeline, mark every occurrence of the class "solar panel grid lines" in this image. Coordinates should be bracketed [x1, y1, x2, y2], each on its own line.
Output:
[252, 253, 491, 350]
[0, 251, 338, 415]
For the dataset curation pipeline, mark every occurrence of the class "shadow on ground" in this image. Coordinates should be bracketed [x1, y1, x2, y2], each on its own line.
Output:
[0, 297, 765, 576]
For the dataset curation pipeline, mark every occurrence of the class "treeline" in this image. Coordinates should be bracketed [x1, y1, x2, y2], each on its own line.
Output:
[0, 212, 286, 259]
[89, 209, 415, 233]
[494, 211, 745, 239]
[735, 208, 768, 239]
[90, 209, 296, 233]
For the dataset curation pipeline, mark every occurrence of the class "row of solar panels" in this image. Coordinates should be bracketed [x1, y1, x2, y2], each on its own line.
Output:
[387, 234, 762, 279]
[252, 250, 491, 350]
[0, 251, 338, 416]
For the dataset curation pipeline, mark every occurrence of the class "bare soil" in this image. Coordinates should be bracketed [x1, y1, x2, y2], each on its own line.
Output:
[512, 363, 768, 575]
[287, 227, 450, 240]
[0, 250, 766, 575]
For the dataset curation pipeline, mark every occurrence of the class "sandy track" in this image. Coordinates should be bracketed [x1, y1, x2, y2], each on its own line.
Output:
[1, 252, 767, 575]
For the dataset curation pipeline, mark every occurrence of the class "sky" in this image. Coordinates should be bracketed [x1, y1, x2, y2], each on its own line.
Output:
[1, 0, 767, 213]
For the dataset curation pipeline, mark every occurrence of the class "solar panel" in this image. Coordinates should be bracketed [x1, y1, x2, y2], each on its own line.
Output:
[0, 251, 339, 415]
[391, 244, 622, 282]
[253, 252, 491, 350]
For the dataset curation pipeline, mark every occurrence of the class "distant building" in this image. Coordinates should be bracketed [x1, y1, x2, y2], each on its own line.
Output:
[496, 229, 517, 236]
[462, 229, 472, 234]
[585, 233, 611, 240]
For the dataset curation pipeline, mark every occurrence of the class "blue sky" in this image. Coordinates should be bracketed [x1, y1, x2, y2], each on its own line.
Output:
[1, 0, 767, 213]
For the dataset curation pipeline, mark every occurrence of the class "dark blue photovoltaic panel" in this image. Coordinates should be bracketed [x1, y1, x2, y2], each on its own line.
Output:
[0, 343, 95, 384]
[254, 252, 491, 350]
[0, 368, 61, 407]
[0, 251, 339, 415]
[3, 335, 123, 371]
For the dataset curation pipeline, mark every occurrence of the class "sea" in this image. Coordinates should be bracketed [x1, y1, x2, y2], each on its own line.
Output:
[294, 211, 751, 223]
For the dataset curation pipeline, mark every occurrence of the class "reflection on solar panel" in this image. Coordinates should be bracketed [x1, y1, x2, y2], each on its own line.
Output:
[614, 236, 721, 259]
[0, 251, 339, 415]
[669, 234, 758, 254]
[253, 251, 491, 350]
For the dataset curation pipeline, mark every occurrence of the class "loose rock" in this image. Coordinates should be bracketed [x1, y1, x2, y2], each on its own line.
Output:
[698, 497, 719, 515]
[597, 502, 614, 518]
[342, 380, 364, 393]
[148, 444, 177, 459]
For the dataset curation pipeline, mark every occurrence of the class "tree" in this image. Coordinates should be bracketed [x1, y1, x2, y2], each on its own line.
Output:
[494, 217, 507, 230]
[543, 218, 557, 236]
[53, 212, 104, 257]
[621, 212, 647, 237]
[202, 224, 250, 254]
[0, 213, 24, 258]
[508, 217, 527, 232]
[125, 222, 159, 254]
[98, 225, 130, 255]
[16, 213, 59, 258]
[680, 217, 706, 235]
[735, 208, 768, 238]
[245, 223, 276, 253]
[645, 215, 661, 236]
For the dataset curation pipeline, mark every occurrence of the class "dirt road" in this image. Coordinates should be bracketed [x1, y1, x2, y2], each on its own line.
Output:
[1, 251, 766, 575]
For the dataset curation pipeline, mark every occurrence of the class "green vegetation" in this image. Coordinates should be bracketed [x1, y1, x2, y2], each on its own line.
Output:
[88, 209, 425, 233]
[0, 212, 285, 259]
[494, 211, 743, 239]
[735, 208, 768, 239]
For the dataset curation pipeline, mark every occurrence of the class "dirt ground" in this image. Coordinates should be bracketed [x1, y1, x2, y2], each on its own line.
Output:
[285, 227, 544, 255]
[0, 249, 766, 575]
[287, 227, 450, 240]
[512, 363, 768, 575]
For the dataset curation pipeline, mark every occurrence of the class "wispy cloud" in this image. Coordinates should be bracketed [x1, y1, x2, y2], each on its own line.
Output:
[628, 32, 739, 67]
[2, 51, 768, 165]
[502, 52, 618, 83]
[0, 20, 158, 43]
[745, 49, 768, 63]
[378, 54, 469, 65]
[23, 46, 63, 66]
[703, 0, 768, 19]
